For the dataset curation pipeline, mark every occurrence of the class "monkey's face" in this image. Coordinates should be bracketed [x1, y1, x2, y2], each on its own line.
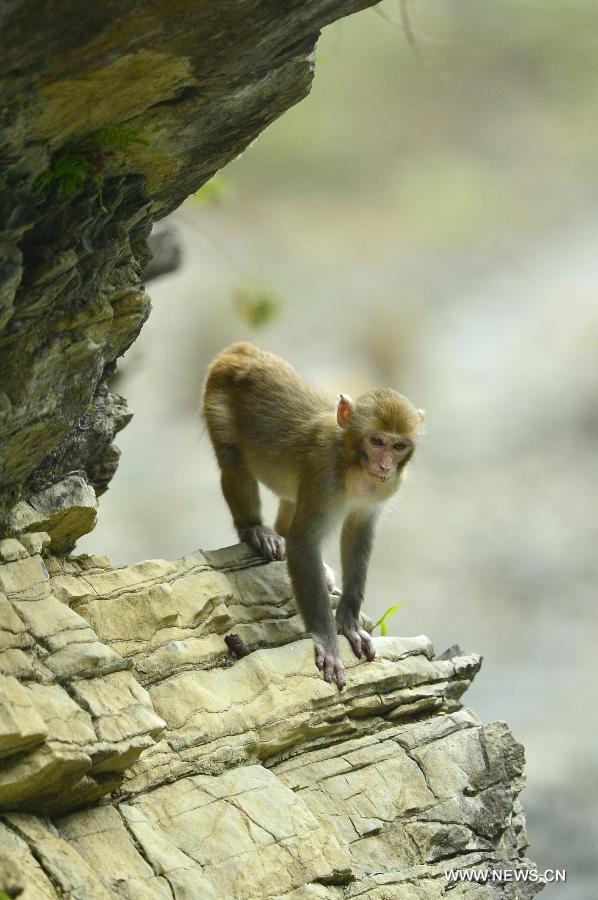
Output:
[360, 432, 413, 482]
[337, 390, 421, 490]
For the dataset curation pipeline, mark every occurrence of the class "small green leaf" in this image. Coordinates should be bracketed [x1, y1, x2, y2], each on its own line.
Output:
[192, 174, 233, 208]
[372, 603, 404, 635]
[234, 282, 281, 327]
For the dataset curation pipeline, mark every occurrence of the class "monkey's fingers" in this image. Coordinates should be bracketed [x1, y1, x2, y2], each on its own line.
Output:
[323, 655, 335, 683]
[339, 627, 377, 662]
[332, 657, 346, 691]
[263, 536, 278, 561]
[251, 527, 287, 562]
[314, 644, 325, 671]
[275, 537, 287, 561]
[341, 629, 363, 659]
[242, 528, 269, 560]
[313, 643, 346, 690]
[358, 629, 376, 662]
[261, 531, 279, 561]
[242, 526, 281, 562]
[322, 654, 345, 691]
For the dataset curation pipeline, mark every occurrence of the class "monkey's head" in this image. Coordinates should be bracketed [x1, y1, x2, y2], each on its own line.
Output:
[337, 390, 425, 484]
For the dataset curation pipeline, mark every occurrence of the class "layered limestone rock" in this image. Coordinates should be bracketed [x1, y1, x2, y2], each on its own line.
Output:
[0, 534, 166, 813]
[0, 538, 542, 897]
[0, 0, 377, 548]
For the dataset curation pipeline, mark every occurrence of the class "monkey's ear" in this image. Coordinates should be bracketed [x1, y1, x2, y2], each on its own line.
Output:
[417, 409, 426, 427]
[337, 393, 354, 429]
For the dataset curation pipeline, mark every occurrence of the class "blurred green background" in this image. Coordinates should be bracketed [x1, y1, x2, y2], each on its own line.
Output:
[79, 2, 598, 894]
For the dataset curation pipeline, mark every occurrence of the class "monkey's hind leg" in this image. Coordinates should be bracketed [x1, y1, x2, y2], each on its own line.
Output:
[274, 500, 295, 537]
[323, 563, 338, 593]
[276, 500, 336, 589]
[219, 452, 285, 563]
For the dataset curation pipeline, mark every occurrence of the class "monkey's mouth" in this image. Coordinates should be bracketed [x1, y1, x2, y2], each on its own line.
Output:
[370, 471, 391, 482]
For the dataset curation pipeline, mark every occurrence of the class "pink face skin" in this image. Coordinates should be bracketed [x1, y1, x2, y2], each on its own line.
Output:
[361, 432, 412, 481]
[336, 393, 414, 483]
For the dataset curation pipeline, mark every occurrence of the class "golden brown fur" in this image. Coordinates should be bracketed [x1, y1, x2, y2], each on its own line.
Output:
[203, 342, 423, 690]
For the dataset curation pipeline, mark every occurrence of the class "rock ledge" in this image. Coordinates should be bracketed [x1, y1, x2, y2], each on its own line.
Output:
[0, 538, 542, 898]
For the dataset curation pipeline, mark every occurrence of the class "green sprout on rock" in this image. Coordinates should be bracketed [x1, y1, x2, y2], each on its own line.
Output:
[34, 144, 89, 197]
[34, 125, 149, 207]
[371, 603, 404, 636]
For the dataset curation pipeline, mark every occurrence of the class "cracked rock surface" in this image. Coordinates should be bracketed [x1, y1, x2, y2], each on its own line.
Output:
[0, 538, 542, 897]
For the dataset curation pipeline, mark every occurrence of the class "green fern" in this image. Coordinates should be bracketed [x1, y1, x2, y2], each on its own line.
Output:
[93, 126, 149, 150]
[34, 126, 149, 200]
[34, 145, 89, 197]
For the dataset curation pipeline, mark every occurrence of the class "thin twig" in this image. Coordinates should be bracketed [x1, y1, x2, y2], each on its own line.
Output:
[175, 206, 248, 278]
[374, 2, 446, 47]
[400, 0, 424, 61]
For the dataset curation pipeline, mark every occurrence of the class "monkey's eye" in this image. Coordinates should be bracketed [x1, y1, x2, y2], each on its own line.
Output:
[393, 441, 408, 452]
[369, 435, 384, 447]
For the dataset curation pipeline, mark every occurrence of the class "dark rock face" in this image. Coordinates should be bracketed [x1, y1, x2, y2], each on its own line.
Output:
[0, 173, 151, 545]
[25, 384, 133, 500]
[0, 0, 376, 549]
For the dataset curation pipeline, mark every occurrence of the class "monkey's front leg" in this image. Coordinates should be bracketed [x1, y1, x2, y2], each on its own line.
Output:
[220, 466, 285, 562]
[286, 529, 345, 690]
[336, 511, 378, 662]
[276, 499, 336, 590]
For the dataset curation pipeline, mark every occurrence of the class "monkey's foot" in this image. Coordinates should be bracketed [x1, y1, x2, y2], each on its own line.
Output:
[313, 638, 345, 691]
[336, 610, 376, 662]
[240, 526, 286, 562]
[323, 563, 337, 593]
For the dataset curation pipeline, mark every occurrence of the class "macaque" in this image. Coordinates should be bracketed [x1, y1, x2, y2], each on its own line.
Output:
[203, 343, 424, 690]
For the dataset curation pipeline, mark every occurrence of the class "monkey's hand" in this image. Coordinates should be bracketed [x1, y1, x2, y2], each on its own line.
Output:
[313, 636, 346, 691]
[335, 607, 376, 662]
[239, 526, 286, 562]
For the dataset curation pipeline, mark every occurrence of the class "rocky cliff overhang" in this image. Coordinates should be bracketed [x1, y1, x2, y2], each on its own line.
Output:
[0, 0, 375, 550]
